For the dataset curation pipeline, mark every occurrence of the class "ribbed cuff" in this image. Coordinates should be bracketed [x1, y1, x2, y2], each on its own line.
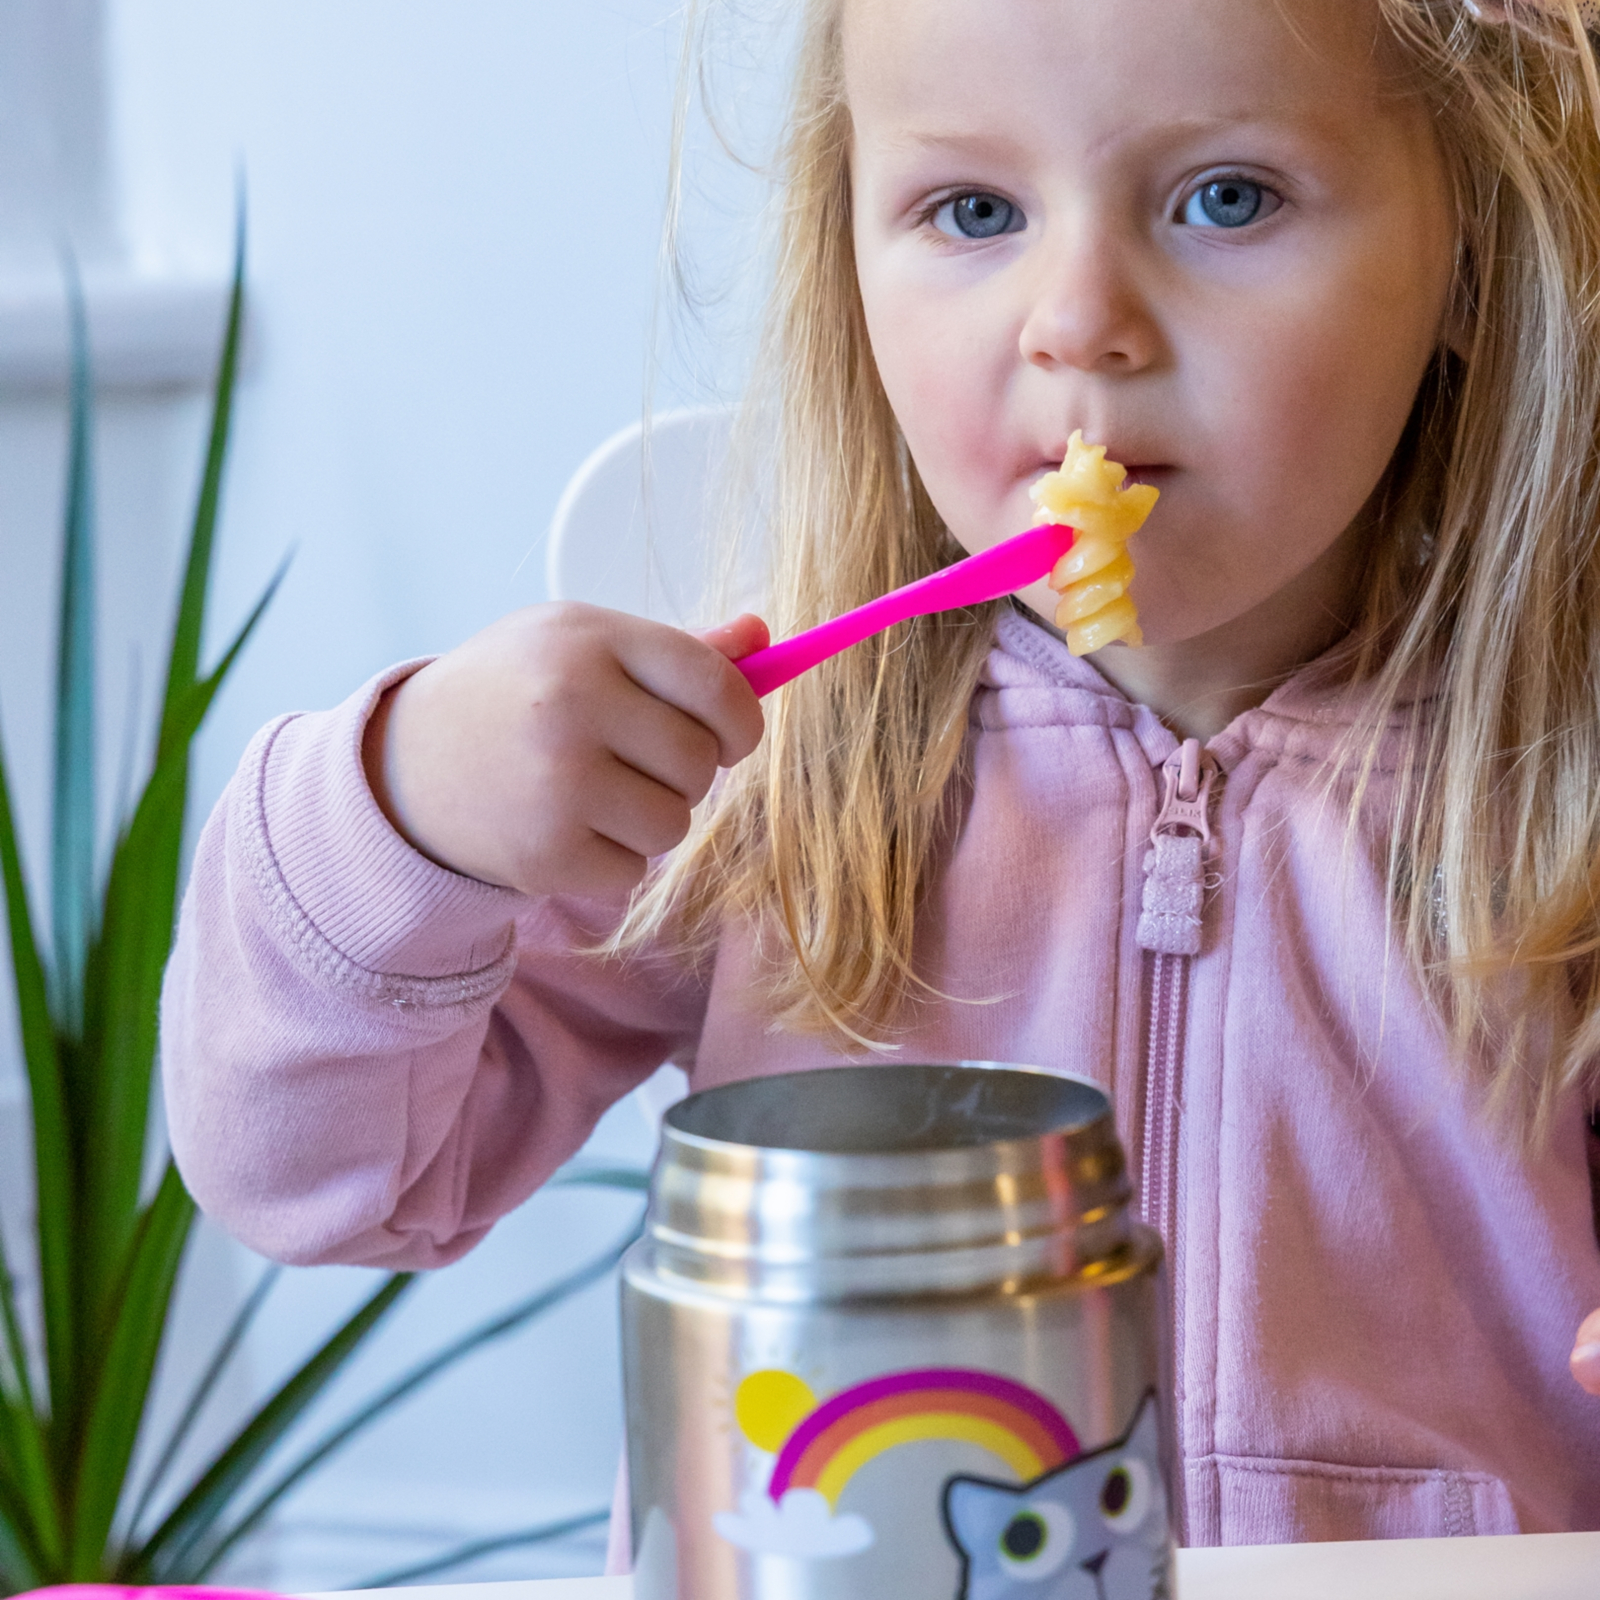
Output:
[258, 659, 527, 979]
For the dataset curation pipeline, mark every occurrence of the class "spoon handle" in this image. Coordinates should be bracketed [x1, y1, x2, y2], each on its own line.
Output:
[733, 522, 1074, 699]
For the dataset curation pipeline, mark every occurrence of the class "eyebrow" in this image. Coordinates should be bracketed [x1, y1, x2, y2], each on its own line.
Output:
[867, 111, 1350, 166]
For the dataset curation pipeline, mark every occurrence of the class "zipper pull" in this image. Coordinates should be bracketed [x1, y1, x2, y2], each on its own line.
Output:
[1152, 737, 1213, 846]
[1136, 738, 1218, 957]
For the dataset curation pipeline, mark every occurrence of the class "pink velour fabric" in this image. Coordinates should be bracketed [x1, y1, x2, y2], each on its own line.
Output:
[160, 610, 1600, 1547]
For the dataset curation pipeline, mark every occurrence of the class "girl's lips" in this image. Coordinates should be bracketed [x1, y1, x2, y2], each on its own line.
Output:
[1032, 453, 1173, 482]
[1019, 457, 1174, 514]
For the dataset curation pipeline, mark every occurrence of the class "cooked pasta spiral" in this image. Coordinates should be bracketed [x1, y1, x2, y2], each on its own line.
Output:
[1029, 432, 1158, 655]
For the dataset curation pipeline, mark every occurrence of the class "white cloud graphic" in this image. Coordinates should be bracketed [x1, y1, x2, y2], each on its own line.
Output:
[714, 1486, 875, 1559]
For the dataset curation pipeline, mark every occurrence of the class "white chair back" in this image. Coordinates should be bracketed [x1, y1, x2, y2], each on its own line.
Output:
[546, 405, 759, 627]
[546, 407, 759, 1133]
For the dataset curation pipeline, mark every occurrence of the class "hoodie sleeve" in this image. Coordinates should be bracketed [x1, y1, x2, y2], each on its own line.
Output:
[160, 662, 707, 1269]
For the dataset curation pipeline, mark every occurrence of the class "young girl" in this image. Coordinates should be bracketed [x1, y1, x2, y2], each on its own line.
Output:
[163, 0, 1600, 1546]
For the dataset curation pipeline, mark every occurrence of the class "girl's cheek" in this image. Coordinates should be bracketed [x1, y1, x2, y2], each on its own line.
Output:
[880, 323, 1016, 533]
[875, 346, 988, 521]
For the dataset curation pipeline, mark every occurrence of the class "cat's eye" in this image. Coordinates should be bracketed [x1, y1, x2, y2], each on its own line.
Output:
[995, 1501, 1073, 1578]
[1098, 1456, 1156, 1532]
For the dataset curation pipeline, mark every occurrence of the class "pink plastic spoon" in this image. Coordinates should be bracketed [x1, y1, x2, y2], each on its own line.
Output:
[733, 521, 1076, 698]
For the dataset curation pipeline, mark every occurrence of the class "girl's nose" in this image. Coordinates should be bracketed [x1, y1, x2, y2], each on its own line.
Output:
[1018, 233, 1161, 376]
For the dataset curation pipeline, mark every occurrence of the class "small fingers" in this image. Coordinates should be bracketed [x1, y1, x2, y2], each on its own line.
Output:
[604, 687, 723, 804]
[615, 624, 766, 768]
[586, 755, 696, 862]
[695, 612, 771, 662]
[546, 832, 652, 899]
[1572, 1308, 1600, 1394]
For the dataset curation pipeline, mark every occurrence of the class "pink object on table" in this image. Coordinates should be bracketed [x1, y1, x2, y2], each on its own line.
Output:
[11, 1589, 283, 1600]
[733, 521, 1075, 698]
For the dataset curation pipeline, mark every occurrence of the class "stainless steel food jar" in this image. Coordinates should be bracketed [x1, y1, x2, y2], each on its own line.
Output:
[621, 1062, 1173, 1600]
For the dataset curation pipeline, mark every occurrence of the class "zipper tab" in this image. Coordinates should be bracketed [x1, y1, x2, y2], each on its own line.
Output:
[1137, 739, 1217, 957]
[1150, 737, 1214, 848]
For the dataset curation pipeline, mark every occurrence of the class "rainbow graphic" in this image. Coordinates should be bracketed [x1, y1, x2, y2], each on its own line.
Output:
[765, 1368, 1079, 1509]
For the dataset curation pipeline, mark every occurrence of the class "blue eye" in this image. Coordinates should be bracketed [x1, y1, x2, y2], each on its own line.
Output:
[933, 192, 1023, 240]
[1180, 178, 1267, 228]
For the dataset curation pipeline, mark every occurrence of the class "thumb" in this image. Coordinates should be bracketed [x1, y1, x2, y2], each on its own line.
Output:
[694, 613, 770, 663]
[1571, 1307, 1600, 1395]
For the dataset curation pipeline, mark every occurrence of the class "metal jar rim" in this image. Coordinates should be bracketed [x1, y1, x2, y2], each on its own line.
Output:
[634, 1063, 1139, 1303]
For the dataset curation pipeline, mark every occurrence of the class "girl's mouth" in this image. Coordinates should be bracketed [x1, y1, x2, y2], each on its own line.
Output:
[1031, 454, 1173, 488]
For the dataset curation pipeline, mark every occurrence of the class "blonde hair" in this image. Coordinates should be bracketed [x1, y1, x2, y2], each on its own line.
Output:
[1350, 0, 1600, 1132]
[620, 0, 1600, 1122]
[619, 0, 991, 1047]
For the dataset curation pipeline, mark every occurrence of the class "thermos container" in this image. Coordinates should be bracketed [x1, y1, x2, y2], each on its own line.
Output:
[621, 1062, 1174, 1600]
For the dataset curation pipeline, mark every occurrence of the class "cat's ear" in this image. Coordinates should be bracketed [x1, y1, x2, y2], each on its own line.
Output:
[1123, 1390, 1162, 1456]
[943, 1474, 1005, 1549]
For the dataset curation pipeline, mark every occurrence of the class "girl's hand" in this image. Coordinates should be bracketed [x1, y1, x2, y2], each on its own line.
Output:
[1571, 1309, 1600, 1394]
[363, 603, 768, 897]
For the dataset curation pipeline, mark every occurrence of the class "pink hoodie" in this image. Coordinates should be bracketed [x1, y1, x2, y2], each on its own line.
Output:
[160, 608, 1600, 1545]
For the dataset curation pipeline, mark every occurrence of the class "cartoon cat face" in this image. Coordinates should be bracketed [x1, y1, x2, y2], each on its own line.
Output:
[942, 1393, 1169, 1600]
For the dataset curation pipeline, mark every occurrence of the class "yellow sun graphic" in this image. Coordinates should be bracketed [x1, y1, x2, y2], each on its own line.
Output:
[735, 1370, 818, 1453]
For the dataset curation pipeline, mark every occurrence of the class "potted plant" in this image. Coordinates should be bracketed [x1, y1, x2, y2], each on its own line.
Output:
[0, 234, 644, 1595]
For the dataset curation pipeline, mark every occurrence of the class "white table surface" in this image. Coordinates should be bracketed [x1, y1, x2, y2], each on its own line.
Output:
[322, 1531, 1600, 1599]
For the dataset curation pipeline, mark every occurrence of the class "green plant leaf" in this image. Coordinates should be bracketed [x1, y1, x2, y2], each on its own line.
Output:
[357, 1508, 610, 1590]
[68, 1163, 195, 1576]
[71, 753, 186, 1336]
[0, 1383, 54, 1591]
[0, 1234, 37, 1412]
[75, 551, 284, 1317]
[184, 1222, 640, 1582]
[159, 206, 245, 750]
[0, 724, 74, 1451]
[48, 268, 101, 1451]
[51, 259, 97, 1034]
[0, 199, 643, 1598]
[72, 550, 284, 1342]
[125, 1263, 281, 1543]
[127, 1272, 415, 1583]
[0, 1462, 47, 1595]
[0, 1272, 58, 1578]
[190, 555, 290, 726]
[70, 234, 259, 1365]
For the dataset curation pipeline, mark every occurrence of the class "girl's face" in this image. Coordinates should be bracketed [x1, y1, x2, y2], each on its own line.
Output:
[846, 0, 1457, 659]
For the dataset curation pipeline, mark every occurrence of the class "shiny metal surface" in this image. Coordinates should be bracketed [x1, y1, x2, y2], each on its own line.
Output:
[622, 1063, 1171, 1600]
[647, 1063, 1134, 1300]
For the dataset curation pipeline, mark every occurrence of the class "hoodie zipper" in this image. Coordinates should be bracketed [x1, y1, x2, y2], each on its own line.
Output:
[1136, 738, 1219, 1246]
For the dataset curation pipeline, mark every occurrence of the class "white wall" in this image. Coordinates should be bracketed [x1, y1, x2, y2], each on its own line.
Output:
[110, 0, 744, 772]
[0, 0, 781, 1588]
